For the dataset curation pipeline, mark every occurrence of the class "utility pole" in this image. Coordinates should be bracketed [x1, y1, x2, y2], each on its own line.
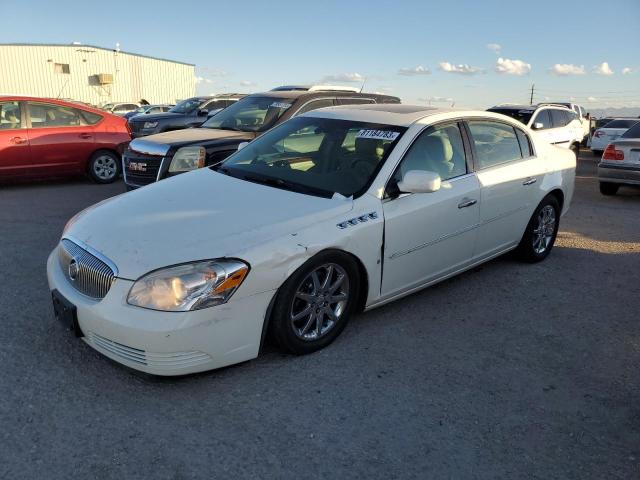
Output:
[530, 84, 535, 105]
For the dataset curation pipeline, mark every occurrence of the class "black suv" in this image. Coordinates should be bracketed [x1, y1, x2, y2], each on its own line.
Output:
[128, 94, 244, 138]
[123, 87, 400, 189]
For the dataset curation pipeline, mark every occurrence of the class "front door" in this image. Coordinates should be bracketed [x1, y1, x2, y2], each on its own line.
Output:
[0, 101, 32, 177]
[382, 122, 480, 297]
[26, 101, 95, 175]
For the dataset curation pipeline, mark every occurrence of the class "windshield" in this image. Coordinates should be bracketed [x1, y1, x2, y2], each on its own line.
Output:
[170, 98, 205, 114]
[201, 96, 294, 132]
[134, 106, 149, 113]
[215, 117, 406, 198]
[101, 103, 114, 110]
[488, 108, 534, 125]
[602, 119, 638, 129]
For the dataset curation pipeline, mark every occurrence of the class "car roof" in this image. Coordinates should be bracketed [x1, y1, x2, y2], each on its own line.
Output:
[303, 104, 458, 126]
[0, 95, 108, 114]
[242, 90, 400, 102]
[490, 103, 572, 112]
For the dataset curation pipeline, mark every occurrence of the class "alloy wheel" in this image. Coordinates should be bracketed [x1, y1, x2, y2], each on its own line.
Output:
[290, 263, 350, 341]
[532, 205, 556, 254]
[93, 155, 118, 180]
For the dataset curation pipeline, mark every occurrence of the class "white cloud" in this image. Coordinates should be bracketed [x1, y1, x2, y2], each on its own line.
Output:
[418, 96, 454, 103]
[239, 80, 256, 87]
[397, 65, 431, 76]
[195, 76, 213, 84]
[622, 67, 633, 75]
[438, 61, 484, 75]
[593, 62, 614, 75]
[587, 96, 598, 102]
[320, 72, 365, 83]
[495, 57, 531, 75]
[200, 67, 229, 77]
[549, 63, 586, 76]
[487, 43, 501, 54]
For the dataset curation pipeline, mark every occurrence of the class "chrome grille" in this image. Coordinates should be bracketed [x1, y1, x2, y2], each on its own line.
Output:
[58, 239, 115, 299]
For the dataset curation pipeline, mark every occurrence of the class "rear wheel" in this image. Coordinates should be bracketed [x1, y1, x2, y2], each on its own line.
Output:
[599, 182, 619, 196]
[516, 195, 560, 263]
[88, 150, 121, 184]
[270, 251, 360, 355]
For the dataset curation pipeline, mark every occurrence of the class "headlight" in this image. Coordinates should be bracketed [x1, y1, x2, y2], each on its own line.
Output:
[143, 121, 158, 129]
[169, 146, 206, 172]
[127, 259, 249, 312]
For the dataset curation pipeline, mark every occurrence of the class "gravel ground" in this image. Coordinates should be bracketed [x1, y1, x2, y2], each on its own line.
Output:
[0, 151, 638, 479]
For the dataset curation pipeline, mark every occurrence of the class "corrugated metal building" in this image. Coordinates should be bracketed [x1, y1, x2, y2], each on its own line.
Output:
[0, 43, 195, 106]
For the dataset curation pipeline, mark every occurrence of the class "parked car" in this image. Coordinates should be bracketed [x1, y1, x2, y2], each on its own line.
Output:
[598, 121, 640, 195]
[128, 95, 244, 138]
[0, 96, 130, 183]
[122, 104, 174, 120]
[48, 105, 575, 375]
[101, 102, 140, 116]
[122, 87, 401, 189]
[589, 118, 639, 156]
[487, 104, 583, 156]
[539, 102, 590, 142]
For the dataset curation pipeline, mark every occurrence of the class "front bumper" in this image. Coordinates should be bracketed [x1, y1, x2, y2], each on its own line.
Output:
[47, 249, 274, 375]
[598, 163, 640, 186]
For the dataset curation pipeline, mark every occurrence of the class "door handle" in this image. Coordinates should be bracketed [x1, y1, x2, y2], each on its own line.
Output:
[10, 136, 28, 145]
[523, 177, 537, 186]
[458, 198, 477, 209]
[79, 133, 92, 139]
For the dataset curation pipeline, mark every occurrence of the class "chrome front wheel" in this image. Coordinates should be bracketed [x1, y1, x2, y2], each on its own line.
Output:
[532, 205, 556, 254]
[290, 263, 350, 341]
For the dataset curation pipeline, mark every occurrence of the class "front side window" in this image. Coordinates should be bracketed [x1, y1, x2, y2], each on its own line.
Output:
[550, 109, 568, 128]
[467, 120, 523, 169]
[0, 101, 22, 130]
[170, 98, 206, 114]
[217, 116, 406, 198]
[393, 122, 467, 184]
[28, 102, 83, 128]
[297, 98, 335, 115]
[533, 109, 551, 130]
[201, 96, 295, 132]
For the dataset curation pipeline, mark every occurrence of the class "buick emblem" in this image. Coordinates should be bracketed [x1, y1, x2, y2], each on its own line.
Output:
[68, 257, 80, 281]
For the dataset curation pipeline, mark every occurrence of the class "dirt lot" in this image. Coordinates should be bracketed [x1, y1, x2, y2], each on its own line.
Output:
[0, 151, 638, 479]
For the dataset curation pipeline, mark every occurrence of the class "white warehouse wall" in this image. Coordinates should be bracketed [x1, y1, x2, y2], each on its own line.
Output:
[0, 44, 195, 106]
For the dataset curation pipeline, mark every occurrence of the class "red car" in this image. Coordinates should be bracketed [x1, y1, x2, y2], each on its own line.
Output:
[0, 96, 131, 183]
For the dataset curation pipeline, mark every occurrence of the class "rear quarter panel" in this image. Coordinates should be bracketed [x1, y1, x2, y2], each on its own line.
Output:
[537, 140, 576, 216]
[94, 113, 131, 156]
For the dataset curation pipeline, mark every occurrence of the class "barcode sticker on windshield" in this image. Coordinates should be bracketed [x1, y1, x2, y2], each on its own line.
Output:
[270, 102, 292, 109]
[356, 129, 400, 141]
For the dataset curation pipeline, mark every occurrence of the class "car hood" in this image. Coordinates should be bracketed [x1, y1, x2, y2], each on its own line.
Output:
[66, 168, 353, 279]
[132, 128, 254, 148]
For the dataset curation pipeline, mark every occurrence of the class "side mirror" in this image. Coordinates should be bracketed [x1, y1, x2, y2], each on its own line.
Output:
[237, 141, 249, 151]
[532, 122, 544, 130]
[397, 170, 441, 194]
[197, 109, 209, 116]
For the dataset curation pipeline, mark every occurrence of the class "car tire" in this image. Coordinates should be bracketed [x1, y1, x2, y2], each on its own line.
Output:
[592, 150, 603, 157]
[599, 182, 619, 196]
[88, 150, 121, 184]
[269, 250, 360, 355]
[515, 195, 561, 263]
[570, 143, 579, 159]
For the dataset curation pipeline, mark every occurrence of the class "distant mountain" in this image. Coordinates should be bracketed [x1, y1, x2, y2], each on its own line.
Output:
[587, 107, 640, 118]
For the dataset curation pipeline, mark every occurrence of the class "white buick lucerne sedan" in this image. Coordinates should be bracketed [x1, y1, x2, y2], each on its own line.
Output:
[47, 105, 576, 375]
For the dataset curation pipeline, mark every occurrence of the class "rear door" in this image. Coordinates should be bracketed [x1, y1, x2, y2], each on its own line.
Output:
[466, 119, 542, 258]
[26, 101, 96, 175]
[0, 100, 32, 177]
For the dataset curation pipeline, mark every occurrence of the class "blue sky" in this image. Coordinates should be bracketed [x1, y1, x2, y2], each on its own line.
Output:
[1, 0, 639, 109]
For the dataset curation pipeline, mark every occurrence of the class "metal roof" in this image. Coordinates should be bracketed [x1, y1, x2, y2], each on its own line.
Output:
[0, 43, 195, 66]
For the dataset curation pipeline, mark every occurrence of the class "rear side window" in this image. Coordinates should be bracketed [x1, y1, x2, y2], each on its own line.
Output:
[0, 101, 22, 130]
[515, 128, 533, 157]
[550, 109, 568, 128]
[297, 98, 335, 114]
[467, 120, 522, 169]
[28, 102, 83, 128]
[533, 110, 551, 130]
[621, 122, 640, 139]
[80, 110, 103, 125]
[603, 119, 638, 129]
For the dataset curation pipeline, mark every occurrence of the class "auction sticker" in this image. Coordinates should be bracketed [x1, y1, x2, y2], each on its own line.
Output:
[356, 129, 400, 141]
[270, 102, 292, 109]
